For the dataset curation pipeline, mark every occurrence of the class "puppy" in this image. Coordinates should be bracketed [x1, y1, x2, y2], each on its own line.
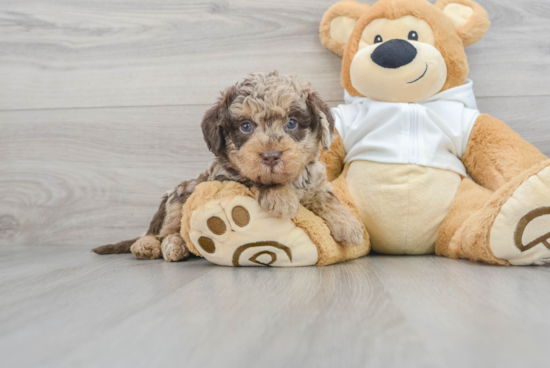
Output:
[93, 72, 364, 261]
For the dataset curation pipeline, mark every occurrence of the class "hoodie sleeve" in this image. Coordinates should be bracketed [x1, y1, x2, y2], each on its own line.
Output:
[460, 107, 481, 158]
[331, 104, 360, 142]
[331, 106, 346, 141]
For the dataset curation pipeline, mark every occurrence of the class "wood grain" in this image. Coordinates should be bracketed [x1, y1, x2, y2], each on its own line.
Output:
[1, 0, 549, 110]
[0, 248, 549, 368]
[0, 105, 213, 247]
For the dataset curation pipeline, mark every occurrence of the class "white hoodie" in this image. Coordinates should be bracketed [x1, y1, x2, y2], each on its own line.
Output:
[331, 80, 480, 176]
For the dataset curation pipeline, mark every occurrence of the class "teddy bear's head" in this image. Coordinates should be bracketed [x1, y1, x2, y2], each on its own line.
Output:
[320, 0, 490, 102]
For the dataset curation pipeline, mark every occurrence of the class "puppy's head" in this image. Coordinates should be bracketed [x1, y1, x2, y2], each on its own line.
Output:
[201, 71, 334, 185]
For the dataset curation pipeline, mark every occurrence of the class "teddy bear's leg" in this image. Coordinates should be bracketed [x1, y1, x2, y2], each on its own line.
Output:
[437, 160, 550, 266]
[463, 114, 548, 191]
[180, 180, 370, 267]
[435, 177, 497, 263]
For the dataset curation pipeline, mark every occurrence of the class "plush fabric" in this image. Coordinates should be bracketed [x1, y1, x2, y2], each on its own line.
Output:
[295, 169, 370, 265]
[462, 114, 547, 191]
[316, 0, 550, 266]
[181, 181, 254, 257]
[434, 0, 490, 47]
[340, 0, 470, 97]
[442, 4, 473, 29]
[347, 161, 461, 254]
[489, 163, 550, 265]
[320, 0, 371, 56]
[182, 0, 550, 267]
[435, 177, 494, 260]
[188, 193, 319, 267]
[446, 160, 550, 266]
[181, 180, 370, 267]
[332, 80, 480, 175]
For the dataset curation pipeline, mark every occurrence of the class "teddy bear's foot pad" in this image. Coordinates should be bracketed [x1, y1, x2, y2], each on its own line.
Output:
[491, 165, 550, 265]
[188, 195, 319, 267]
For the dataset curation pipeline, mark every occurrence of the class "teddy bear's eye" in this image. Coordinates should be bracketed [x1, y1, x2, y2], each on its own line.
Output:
[374, 35, 383, 44]
[408, 31, 418, 41]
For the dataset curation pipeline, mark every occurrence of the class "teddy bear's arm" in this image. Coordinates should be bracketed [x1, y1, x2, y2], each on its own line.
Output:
[462, 114, 547, 191]
[320, 130, 346, 182]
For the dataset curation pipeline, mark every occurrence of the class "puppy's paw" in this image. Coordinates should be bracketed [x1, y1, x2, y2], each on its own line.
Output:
[261, 197, 300, 219]
[258, 187, 300, 218]
[161, 234, 190, 262]
[131, 235, 162, 259]
[338, 217, 365, 247]
[325, 212, 364, 247]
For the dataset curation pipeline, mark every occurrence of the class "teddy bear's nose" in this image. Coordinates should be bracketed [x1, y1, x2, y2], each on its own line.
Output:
[371, 39, 417, 69]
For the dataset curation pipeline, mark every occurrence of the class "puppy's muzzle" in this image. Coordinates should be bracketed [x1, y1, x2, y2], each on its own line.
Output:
[261, 151, 282, 168]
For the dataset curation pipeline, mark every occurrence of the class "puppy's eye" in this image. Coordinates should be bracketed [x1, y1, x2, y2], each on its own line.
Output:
[240, 122, 253, 134]
[408, 31, 418, 41]
[286, 118, 298, 130]
[374, 35, 383, 44]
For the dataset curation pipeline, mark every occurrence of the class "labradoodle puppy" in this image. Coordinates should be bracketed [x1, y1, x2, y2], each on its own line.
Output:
[93, 72, 364, 261]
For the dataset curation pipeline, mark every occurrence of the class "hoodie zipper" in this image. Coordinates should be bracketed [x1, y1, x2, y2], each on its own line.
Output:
[408, 103, 419, 165]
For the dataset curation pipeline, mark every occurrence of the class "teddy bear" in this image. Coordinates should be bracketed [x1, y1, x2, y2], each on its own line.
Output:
[181, 0, 550, 267]
[180, 180, 369, 267]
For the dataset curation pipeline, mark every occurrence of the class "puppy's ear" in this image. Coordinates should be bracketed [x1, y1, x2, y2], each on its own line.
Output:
[201, 86, 236, 156]
[306, 90, 334, 151]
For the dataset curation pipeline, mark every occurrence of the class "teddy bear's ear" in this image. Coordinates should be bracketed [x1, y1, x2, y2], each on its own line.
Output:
[320, 1, 370, 56]
[435, 0, 490, 46]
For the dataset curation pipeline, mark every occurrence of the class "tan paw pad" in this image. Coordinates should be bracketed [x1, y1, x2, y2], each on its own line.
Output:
[491, 166, 550, 265]
[188, 196, 318, 267]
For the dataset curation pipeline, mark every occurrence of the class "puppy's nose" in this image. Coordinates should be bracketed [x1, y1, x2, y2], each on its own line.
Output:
[261, 151, 282, 168]
[371, 39, 417, 69]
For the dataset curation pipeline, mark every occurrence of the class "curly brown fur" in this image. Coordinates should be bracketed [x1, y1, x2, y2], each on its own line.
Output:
[92, 72, 363, 260]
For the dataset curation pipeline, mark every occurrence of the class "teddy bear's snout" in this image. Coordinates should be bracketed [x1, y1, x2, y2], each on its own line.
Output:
[371, 39, 417, 69]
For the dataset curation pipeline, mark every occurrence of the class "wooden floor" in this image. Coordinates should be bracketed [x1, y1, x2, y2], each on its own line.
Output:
[1, 248, 550, 368]
[1, 0, 550, 367]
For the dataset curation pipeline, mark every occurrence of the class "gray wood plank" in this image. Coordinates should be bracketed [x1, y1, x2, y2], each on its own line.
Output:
[367, 256, 550, 368]
[0, 247, 217, 368]
[1, 0, 549, 111]
[0, 105, 213, 247]
[0, 247, 549, 368]
[2, 95, 550, 248]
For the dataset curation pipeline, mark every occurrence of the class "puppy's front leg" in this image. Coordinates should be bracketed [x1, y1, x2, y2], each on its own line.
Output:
[304, 185, 364, 247]
[257, 185, 301, 219]
[160, 233, 190, 262]
[133, 171, 209, 261]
